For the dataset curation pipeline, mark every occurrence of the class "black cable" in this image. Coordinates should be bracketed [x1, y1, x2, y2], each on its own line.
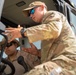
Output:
[1, 58, 15, 75]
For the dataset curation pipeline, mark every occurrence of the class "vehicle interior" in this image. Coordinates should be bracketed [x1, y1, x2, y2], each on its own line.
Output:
[1, 0, 57, 28]
[0, 0, 76, 75]
[1, 0, 76, 28]
[1, 0, 76, 31]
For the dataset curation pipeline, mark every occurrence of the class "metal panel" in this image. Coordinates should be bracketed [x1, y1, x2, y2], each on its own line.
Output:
[0, 0, 4, 20]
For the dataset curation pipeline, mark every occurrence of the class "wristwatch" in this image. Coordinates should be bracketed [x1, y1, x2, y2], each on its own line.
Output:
[20, 28, 27, 37]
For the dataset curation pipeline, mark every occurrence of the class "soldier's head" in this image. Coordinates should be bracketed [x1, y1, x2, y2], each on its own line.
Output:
[23, 1, 47, 23]
[4, 39, 20, 56]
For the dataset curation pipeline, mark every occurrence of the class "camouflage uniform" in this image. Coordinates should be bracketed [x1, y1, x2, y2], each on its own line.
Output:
[23, 11, 76, 75]
[23, 1, 76, 75]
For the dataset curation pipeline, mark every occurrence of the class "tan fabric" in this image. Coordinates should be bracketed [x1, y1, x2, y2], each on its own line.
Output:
[25, 11, 76, 75]
[24, 61, 62, 75]
[4, 50, 40, 75]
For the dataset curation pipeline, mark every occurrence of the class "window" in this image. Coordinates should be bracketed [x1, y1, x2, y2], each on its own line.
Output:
[70, 9, 76, 35]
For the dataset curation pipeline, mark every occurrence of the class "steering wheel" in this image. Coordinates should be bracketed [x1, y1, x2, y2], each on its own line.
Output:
[0, 31, 15, 75]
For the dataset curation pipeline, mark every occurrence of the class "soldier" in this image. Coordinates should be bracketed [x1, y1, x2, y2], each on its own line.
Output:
[5, 1, 76, 75]
[0, 39, 40, 75]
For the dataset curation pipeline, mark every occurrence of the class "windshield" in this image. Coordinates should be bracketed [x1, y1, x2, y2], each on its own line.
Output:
[70, 9, 76, 35]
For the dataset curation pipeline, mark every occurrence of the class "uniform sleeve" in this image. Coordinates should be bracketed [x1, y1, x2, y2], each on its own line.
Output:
[26, 11, 63, 43]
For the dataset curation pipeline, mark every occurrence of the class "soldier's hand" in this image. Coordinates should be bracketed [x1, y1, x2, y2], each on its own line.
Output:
[5, 25, 23, 42]
[21, 43, 39, 56]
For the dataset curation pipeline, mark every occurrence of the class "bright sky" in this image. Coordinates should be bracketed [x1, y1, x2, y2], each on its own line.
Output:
[71, 0, 76, 5]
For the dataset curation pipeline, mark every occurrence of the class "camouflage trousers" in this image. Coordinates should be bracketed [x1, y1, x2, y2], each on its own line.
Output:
[23, 61, 62, 75]
[23, 59, 76, 75]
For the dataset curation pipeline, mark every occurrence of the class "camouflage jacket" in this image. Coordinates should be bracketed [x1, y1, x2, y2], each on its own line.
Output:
[26, 11, 76, 75]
